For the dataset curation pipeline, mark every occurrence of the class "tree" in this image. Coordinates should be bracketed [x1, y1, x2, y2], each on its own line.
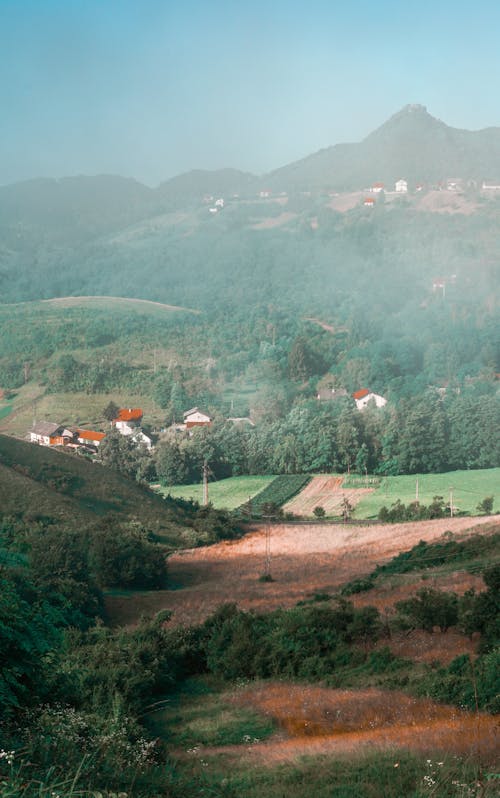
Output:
[103, 400, 120, 422]
[340, 495, 353, 522]
[477, 496, 494, 515]
[313, 506, 325, 518]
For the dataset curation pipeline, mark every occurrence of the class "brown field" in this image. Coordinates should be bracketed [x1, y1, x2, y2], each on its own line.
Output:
[251, 212, 297, 229]
[105, 515, 499, 630]
[283, 475, 373, 516]
[190, 684, 499, 765]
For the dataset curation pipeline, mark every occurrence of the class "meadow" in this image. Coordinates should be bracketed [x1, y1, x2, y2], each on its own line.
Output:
[158, 475, 276, 510]
[355, 469, 500, 518]
[161, 469, 499, 517]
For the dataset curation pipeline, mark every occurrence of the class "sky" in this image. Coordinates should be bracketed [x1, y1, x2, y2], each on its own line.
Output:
[1, 0, 500, 187]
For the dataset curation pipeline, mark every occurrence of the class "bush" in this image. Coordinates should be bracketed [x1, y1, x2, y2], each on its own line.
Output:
[395, 588, 458, 633]
[313, 505, 325, 518]
[477, 495, 494, 514]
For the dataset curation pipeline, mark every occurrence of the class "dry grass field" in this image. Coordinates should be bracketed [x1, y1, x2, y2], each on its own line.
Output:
[105, 514, 499, 629]
[193, 684, 499, 766]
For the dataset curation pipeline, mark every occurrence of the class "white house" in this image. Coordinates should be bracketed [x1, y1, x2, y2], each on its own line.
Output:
[371, 182, 384, 193]
[30, 422, 74, 446]
[75, 429, 106, 448]
[215, 198, 224, 208]
[113, 408, 143, 436]
[395, 179, 408, 193]
[131, 430, 153, 450]
[352, 389, 387, 411]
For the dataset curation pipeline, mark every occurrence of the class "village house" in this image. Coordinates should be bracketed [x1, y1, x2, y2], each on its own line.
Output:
[482, 181, 500, 191]
[395, 179, 408, 193]
[75, 429, 106, 448]
[183, 407, 212, 429]
[113, 408, 143, 436]
[130, 429, 153, 450]
[352, 389, 387, 411]
[371, 182, 384, 193]
[364, 197, 375, 207]
[30, 422, 74, 447]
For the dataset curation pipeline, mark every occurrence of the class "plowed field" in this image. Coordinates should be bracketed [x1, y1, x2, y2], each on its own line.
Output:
[283, 475, 373, 515]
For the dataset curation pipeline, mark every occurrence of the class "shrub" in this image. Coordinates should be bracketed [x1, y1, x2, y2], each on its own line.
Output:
[395, 588, 459, 633]
[313, 505, 325, 518]
[477, 495, 494, 514]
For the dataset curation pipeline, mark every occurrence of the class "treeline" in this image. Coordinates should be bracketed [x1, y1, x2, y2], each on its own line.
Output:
[149, 391, 499, 485]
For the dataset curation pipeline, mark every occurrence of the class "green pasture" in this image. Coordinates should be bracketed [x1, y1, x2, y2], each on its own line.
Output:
[0, 388, 166, 436]
[354, 468, 500, 518]
[157, 475, 275, 510]
[0, 404, 12, 421]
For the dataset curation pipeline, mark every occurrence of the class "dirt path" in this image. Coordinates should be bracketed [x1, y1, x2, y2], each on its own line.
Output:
[283, 474, 373, 516]
[105, 515, 499, 628]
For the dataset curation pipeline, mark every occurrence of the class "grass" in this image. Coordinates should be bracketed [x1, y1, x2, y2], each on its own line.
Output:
[354, 469, 500, 518]
[147, 685, 275, 748]
[172, 752, 499, 798]
[0, 404, 13, 421]
[157, 475, 276, 510]
[0, 388, 166, 436]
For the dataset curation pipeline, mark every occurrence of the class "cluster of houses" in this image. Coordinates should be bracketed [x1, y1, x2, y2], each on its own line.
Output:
[29, 406, 153, 452]
[28, 406, 217, 453]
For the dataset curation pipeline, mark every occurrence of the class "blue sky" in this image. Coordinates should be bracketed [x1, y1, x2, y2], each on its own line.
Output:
[1, 0, 499, 186]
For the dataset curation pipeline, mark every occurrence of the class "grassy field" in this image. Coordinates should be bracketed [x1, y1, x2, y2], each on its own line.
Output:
[355, 468, 500, 518]
[6, 295, 200, 315]
[157, 475, 276, 510]
[0, 388, 166, 436]
[161, 469, 500, 518]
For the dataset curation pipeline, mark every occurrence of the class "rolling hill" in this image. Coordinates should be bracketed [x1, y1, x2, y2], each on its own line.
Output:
[0, 434, 199, 544]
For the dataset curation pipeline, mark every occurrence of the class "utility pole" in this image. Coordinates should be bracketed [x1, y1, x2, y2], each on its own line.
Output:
[202, 460, 209, 506]
[449, 487, 454, 517]
[262, 514, 273, 577]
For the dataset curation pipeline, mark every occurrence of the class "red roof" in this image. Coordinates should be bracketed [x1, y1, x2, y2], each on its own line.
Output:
[76, 429, 106, 442]
[353, 388, 370, 400]
[115, 408, 143, 422]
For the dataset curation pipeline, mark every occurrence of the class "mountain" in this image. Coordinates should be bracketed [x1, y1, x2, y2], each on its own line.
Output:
[157, 168, 257, 204]
[264, 104, 500, 191]
[0, 175, 159, 243]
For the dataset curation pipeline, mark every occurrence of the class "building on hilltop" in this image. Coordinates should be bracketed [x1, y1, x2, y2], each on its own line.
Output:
[395, 179, 408, 193]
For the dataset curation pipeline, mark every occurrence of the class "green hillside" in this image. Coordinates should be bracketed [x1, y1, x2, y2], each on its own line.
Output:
[0, 434, 234, 546]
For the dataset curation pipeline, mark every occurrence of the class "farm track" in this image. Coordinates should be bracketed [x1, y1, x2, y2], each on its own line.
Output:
[105, 515, 500, 629]
[283, 474, 374, 516]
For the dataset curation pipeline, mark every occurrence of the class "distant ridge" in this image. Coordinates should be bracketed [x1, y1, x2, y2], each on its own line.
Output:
[264, 104, 500, 191]
[2, 105, 500, 221]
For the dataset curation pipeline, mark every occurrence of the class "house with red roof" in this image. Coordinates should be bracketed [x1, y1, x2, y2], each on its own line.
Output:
[76, 429, 106, 448]
[352, 389, 387, 410]
[113, 408, 143, 436]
